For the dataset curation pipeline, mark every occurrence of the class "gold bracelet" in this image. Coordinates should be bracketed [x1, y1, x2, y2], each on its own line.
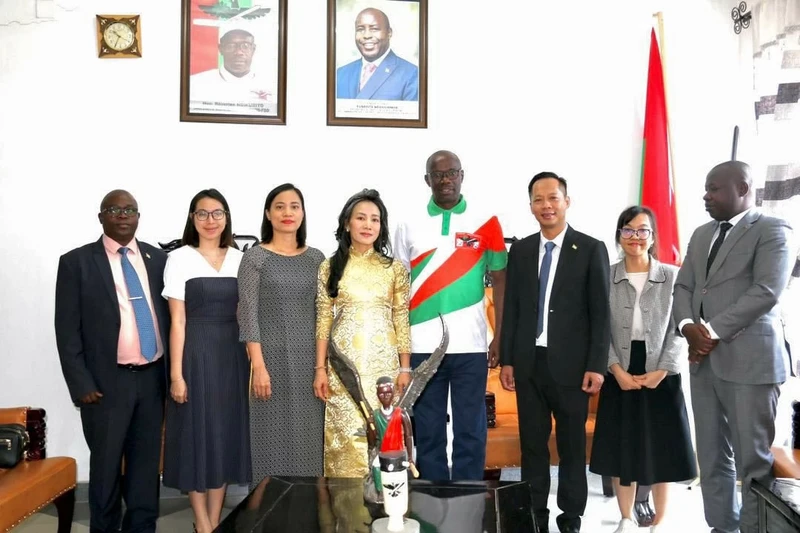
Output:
[314, 365, 327, 370]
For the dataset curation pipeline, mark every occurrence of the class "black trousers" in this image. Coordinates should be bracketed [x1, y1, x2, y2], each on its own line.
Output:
[79, 361, 165, 533]
[514, 347, 589, 521]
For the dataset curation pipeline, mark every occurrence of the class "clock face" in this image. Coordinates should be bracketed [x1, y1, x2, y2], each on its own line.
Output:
[103, 22, 135, 52]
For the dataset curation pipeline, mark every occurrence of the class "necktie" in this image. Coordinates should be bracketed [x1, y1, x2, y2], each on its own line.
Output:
[706, 222, 733, 276]
[700, 222, 732, 319]
[118, 247, 158, 361]
[537, 241, 555, 338]
[360, 62, 377, 90]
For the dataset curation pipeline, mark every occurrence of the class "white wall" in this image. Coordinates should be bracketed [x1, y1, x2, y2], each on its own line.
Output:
[0, 0, 765, 481]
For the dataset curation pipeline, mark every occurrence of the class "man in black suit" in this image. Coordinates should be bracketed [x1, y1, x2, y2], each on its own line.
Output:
[55, 189, 169, 533]
[499, 173, 611, 533]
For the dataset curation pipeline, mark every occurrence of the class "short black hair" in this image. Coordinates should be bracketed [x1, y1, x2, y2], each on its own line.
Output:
[181, 189, 234, 248]
[528, 171, 568, 197]
[260, 183, 307, 248]
[615, 205, 659, 259]
[376, 376, 393, 387]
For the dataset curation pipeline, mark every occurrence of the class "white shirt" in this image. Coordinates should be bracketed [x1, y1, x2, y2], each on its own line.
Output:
[707, 208, 751, 255]
[536, 225, 568, 347]
[189, 67, 275, 116]
[393, 198, 508, 354]
[679, 208, 752, 339]
[628, 272, 649, 341]
[360, 48, 392, 89]
[362, 47, 392, 70]
[162, 245, 243, 301]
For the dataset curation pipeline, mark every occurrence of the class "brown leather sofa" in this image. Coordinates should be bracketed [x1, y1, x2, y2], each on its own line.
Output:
[483, 288, 601, 470]
[771, 446, 800, 478]
[485, 368, 600, 469]
[0, 407, 77, 533]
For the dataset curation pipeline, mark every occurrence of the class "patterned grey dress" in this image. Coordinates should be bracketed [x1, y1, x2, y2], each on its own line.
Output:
[237, 246, 325, 487]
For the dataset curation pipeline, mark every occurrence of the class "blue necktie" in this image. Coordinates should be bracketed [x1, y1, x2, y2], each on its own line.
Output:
[118, 247, 158, 361]
[537, 241, 555, 339]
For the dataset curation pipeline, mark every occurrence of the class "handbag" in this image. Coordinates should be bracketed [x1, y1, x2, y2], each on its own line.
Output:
[0, 423, 29, 468]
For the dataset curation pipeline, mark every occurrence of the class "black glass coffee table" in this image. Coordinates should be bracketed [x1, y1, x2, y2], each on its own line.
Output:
[216, 476, 533, 532]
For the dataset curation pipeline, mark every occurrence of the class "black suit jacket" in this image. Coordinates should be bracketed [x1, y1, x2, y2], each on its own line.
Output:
[499, 226, 611, 386]
[54, 237, 170, 402]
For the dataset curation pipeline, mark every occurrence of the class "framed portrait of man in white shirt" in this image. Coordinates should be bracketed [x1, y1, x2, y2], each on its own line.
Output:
[180, 0, 287, 125]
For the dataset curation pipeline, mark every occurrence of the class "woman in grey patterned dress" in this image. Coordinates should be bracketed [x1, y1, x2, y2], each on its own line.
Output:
[238, 184, 325, 486]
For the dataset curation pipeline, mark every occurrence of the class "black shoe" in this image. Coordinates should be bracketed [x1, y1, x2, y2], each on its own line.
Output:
[556, 513, 581, 533]
[534, 512, 550, 533]
[633, 499, 655, 527]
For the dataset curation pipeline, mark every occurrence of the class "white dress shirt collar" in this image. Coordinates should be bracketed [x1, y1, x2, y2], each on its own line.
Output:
[724, 207, 752, 229]
[362, 47, 392, 69]
[539, 224, 569, 252]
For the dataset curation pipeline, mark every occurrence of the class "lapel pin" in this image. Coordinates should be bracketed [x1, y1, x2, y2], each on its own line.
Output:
[145, 253, 151, 259]
[572, 244, 578, 250]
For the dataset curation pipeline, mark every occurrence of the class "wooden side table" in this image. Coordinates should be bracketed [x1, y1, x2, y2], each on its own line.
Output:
[752, 478, 800, 532]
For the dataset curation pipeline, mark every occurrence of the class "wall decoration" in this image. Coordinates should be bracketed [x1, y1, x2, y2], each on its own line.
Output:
[96, 15, 142, 58]
[180, 0, 287, 125]
[327, 0, 427, 128]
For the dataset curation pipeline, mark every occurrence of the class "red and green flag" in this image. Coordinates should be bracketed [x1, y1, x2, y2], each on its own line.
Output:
[640, 28, 681, 265]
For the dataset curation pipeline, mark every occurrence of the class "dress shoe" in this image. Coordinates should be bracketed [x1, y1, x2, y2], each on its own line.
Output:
[556, 513, 581, 532]
[613, 518, 637, 533]
[534, 513, 549, 533]
[634, 499, 656, 527]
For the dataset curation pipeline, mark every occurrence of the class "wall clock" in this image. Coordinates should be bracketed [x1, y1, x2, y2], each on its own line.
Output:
[96, 14, 142, 58]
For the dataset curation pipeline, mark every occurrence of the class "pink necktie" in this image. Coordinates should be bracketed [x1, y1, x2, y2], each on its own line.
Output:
[360, 63, 377, 90]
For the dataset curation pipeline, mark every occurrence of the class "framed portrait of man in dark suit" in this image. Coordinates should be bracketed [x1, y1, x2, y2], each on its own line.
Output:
[179, 0, 288, 125]
[327, 0, 428, 128]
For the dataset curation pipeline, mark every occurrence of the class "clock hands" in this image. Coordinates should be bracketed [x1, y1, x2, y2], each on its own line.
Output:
[108, 28, 131, 50]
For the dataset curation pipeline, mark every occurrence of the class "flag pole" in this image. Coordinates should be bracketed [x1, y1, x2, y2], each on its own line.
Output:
[731, 125, 740, 160]
[653, 11, 681, 254]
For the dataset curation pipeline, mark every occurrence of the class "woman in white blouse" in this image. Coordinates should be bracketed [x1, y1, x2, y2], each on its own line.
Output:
[161, 189, 251, 533]
[589, 206, 696, 533]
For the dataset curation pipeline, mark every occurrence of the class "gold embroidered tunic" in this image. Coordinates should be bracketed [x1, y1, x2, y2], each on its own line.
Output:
[316, 248, 411, 478]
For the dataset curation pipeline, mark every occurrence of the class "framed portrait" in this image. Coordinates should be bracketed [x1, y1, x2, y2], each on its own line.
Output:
[326, 0, 428, 128]
[180, 0, 287, 125]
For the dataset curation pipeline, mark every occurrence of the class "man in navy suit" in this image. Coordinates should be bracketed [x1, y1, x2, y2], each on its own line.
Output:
[335, 8, 418, 101]
[55, 189, 169, 533]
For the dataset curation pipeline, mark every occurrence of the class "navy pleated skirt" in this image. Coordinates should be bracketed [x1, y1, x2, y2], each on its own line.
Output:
[163, 277, 251, 492]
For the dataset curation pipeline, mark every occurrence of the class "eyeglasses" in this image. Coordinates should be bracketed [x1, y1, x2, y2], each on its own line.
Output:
[618, 228, 652, 240]
[428, 169, 462, 181]
[220, 41, 254, 53]
[193, 209, 227, 221]
[102, 206, 138, 218]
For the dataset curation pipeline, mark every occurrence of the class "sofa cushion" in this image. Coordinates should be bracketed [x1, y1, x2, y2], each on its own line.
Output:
[485, 414, 522, 469]
[0, 408, 26, 426]
[0, 457, 77, 532]
[772, 446, 800, 479]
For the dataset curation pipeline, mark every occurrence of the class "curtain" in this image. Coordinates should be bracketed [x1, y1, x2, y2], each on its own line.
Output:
[751, 0, 800, 444]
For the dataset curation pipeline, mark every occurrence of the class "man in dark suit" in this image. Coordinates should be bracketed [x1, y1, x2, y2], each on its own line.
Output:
[55, 189, 169, 533]
[673, 161, 793, 533]
[335, 8, 418, 101]
[499, 172, 610, 533]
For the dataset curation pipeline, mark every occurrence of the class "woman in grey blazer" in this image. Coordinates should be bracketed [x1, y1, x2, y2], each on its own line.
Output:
[589, 206, 696, 533]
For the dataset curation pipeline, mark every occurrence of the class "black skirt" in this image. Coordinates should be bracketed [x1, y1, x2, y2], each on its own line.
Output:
[589, 341, 697, 486]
